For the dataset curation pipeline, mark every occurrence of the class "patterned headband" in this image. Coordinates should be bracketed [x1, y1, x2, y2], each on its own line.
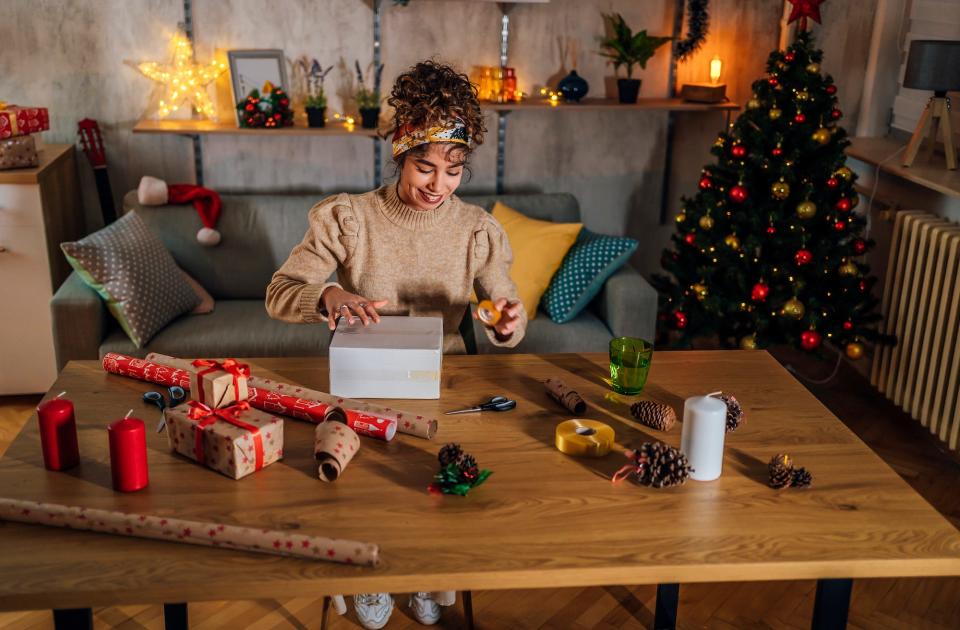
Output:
[391, 119, 470, 157]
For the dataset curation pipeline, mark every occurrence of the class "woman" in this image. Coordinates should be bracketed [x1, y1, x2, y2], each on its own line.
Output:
[265, 61, 525, 627]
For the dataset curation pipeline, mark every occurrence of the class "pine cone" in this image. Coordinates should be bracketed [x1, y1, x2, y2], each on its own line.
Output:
[630, 401, 677, 431]
[791, 467, 813, 488]
[768, 453, 794, 489]
[720, 393, 744, 432]
[458, 454, 478, 475]
[633, 442, 691, 488]
[438, 443, 463, 467]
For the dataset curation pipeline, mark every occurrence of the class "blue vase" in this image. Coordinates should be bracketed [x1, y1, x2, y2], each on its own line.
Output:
[557, 70, 589, 103]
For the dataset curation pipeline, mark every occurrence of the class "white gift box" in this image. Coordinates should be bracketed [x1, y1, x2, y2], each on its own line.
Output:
[329, 316, 443, 399]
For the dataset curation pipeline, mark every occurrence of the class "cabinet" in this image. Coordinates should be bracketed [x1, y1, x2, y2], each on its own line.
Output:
[0, 144, 84, 394]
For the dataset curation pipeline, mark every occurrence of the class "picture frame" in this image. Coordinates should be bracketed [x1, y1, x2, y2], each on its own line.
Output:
[227, 49, 289, 103]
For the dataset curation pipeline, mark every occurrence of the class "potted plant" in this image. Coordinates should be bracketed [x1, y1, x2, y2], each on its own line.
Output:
[354, 60, 384, 129]
[599, 13, 672, 104]
[302, 59, 332, 128]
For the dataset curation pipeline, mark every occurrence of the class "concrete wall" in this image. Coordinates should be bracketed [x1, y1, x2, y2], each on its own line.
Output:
[1, 0, 878, 278]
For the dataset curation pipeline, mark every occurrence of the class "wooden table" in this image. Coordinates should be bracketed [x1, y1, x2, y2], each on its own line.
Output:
[1, 352, 959, 630]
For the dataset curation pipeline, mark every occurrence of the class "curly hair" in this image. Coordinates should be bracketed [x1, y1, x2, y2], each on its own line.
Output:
[388, 60, 486, 165]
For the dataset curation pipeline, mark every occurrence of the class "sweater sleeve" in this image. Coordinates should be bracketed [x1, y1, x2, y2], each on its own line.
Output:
[473, 215, 527, 348]
[265, 194, 351, 323]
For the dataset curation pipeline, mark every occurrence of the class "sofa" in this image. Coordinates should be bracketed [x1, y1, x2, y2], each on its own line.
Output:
[51, 190, 658, 369]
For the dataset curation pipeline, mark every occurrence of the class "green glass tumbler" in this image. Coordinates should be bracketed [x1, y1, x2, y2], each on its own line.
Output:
[609, 337, 653, 395]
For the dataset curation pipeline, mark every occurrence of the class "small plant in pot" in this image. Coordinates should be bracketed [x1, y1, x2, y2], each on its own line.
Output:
[301, 59, 332, 128]
[599, 13, 672, 104]
[354, 60, 384, 129]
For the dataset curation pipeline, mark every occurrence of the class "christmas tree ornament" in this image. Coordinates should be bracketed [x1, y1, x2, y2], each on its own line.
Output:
[766, 225, 777, 235]
[729, 184, 748, 203]
[135, 31, 227, 120]
[845, 342, 864, 360]
[835, 166, 853, 181]
[747, 97, 761, 109]
[800, 329, 822, 351]
[787, 0, 824, 30]
[428, 443, 492, 496]
[806, 62, 821, 74]
[794, 249, 813, 265]
[768, 76, 779, 87]
[672, 310, 687, 329]
[731, 144, 747, 158]
[751, 282, 770, 302]
[676, 212, 687, 223]
[698, 175, 713, 190]
[785, 52, 796, 62]
[684, 232, 697, 245]
[859, 279, 868, 292]
[740, 334, 758, 350]
[771, 180, 791, 200]
[826, 177, 839, 188]
[830, 108, 842, 120]
[691, 282, 709, 300]
[769, 107, 783, 120]
[839, 259, 859, 276]
[630, 400, 677, 431]
[812, 127, 831, 144]
[772, 146, 783, 156]
[852, 238, 867, 254]
[781, 297, 806, 319]
[768, 453, 794, 489]
[834, 220, 846, 231]
[724, 234, 740, 249]
[843, 320, 854, 331]
[796, 89, 810, 101]
[719, 393, 744, 432]
[836, 198, 852, 212]
[698, 214, 714, 229]
[613, 442, 691, 488]
[825, 84, 837, 95]
[794, 112, 806, 123]
[544, 378, 587, 415]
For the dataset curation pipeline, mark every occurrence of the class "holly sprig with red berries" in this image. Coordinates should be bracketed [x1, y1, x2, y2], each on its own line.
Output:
[428, 443, 492, 496]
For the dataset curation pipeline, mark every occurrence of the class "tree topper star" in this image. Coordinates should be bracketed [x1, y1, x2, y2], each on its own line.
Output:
[787, 0, 824, 31]
[137, 32, 226, 119]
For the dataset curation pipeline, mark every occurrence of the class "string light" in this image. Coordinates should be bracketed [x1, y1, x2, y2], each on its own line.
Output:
[136, 31, 227, 119]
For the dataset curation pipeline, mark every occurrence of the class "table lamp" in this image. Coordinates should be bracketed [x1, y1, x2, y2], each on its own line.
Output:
[680, 55, 727, 104]
[901, 39, 960, 170]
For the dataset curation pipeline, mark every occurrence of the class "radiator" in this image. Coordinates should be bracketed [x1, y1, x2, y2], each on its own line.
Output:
[871, 211, 960, 451]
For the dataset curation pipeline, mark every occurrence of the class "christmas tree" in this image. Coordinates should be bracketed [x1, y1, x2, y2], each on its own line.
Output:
[655, 25, 889, 357]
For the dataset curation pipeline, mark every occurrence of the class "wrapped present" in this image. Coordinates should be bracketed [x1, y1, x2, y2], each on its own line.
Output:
[164, 400, 283, 480]
[0, 104, 50, 139]
[0, 135, 38, 170]
[187, 358, 250, 408]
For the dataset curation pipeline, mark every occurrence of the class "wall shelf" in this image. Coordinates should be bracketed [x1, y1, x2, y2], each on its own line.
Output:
[847, 136, 960, 198]
[484, 98, 739, 112]
[133, 119, 380, 138]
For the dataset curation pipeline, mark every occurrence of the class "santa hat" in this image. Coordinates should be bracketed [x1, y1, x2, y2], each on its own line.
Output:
[137, 176, 223, 246]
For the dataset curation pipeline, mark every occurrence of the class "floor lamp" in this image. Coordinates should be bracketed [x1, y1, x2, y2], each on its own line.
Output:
[901, 39, 960, 170]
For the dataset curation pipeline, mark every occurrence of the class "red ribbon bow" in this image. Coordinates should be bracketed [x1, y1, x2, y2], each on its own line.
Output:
[186, 400, 264, 472]
[191, 358, 250, 405]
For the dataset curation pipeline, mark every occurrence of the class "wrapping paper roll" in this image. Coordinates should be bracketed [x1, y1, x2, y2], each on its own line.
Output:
[544, 378, 586, 415]
[555, 419, 615, 458]
[314, 422, 361, 482]
[0, 497, 379, 566]
[102, 353, 192, 389]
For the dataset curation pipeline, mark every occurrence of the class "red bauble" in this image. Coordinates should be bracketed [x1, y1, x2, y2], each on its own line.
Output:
[698, 176, 713, 190]
[280, 98, 290, 106]
[826, 177, 839, 188]
[772, 147, 783, 156]
[684, 233, 696, 246]
[673, 311, 688, 330]
[830, 108, 842, 120]
[731, 145, 747, 158]
[826, 85, 837, 95]
[834, 220, 846, 231]
[800, 330, 822, 351]
[751, 282, 770, 302]
[785, 52, 796, 62]
[836, 198, 852, 212]
[273, 113, 281, 120]
[729, 185, 748, 203]
[794, 249, 813, 265]
[769, 77, 779, 86]
[843, 320, 854, 331]
[766, 225, 777, 235]
[794, 113, 806, 123]
[245, 103, 254, 112]
[853, 238, 867, 254]
[859, 279, 868, 292]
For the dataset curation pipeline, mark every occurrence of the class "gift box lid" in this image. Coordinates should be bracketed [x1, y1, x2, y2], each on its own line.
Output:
[330, 316, 442, 351]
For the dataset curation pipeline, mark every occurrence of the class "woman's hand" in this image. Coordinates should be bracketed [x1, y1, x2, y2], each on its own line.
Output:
[474, 298, 523, 340]
[320, 286, 388, 330]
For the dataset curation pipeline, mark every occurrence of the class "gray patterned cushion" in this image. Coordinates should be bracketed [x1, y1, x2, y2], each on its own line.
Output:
[61, 211, 200, 348]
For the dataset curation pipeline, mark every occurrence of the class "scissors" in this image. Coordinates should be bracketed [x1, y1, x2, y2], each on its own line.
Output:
[445, 395, 517, 415]
[143, 386, 187, 433]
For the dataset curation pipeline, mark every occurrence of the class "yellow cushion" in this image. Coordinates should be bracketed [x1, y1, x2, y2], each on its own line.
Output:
[492, 201, 582, 320]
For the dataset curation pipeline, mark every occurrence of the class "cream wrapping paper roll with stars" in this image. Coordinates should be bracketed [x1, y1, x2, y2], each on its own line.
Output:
[314, 421, 361, 482]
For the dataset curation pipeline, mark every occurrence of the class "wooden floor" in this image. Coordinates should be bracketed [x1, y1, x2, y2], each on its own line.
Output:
[1, 350, 958, 629]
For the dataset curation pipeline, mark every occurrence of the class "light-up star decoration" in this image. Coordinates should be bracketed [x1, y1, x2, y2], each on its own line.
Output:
[136, 32, 226, 119]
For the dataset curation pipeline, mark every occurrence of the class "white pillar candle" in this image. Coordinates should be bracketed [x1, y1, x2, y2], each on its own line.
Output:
[680, 393, 727, 481]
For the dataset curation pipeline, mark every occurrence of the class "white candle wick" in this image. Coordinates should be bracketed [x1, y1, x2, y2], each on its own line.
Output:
[55, 391, 67, 399]
[707, 391, 722, 398]
[124, 409, 133, 419]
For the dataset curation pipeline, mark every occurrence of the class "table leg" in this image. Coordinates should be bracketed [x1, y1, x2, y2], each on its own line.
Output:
[321, 596, 331, 630]
[654, 583, 680, 630]
[52, 608, 93, 630]
[463, 589, 475, 630]
[163, 603, 188, 630]
[811, 578, 853, 630]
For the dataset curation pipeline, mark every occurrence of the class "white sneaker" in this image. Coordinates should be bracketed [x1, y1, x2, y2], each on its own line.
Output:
[409, 592, 441, 625]
[353, 593, 394, 629]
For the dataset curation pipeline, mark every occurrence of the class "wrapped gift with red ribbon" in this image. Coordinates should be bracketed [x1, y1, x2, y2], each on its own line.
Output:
[163, 400, 283, 479]
[188, 358, 250, 409]
[0, 103, 50, 139]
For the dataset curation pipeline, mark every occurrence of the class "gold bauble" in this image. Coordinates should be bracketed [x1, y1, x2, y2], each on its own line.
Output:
[676, 212, 687, 224]
[806, 62, 821, 74]
[740, 335, 758, 350]
[812, 128, 831, 145]
[769, 108, 783, 120]
[771, 180, 791, 200]
[691, 282, 709, 301]
[835, 166, 853, 181]
[781, 297, 806, 319]
[724, 234, 740, 250]
[747, 97, 761, 110]
[698, 215, 714, 230]
[796, 90, 810, 101]
[845, 342, 864, 360]
[714, 136, 725, 148]
[796, 200, 817, 219]
[839, 260, 859, 276]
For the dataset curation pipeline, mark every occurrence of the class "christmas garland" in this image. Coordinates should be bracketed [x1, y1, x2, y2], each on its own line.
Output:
[675, 0, 710, 61]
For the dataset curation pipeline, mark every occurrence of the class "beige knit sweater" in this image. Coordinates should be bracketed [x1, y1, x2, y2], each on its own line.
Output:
[265, 184, 526, 353]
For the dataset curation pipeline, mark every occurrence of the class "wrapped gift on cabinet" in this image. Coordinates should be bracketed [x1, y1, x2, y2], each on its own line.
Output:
[164, 401, 283, 479]
[330, 316, 443, 399]
[0, 104, 50, 139]
[0, 135, 39, 170]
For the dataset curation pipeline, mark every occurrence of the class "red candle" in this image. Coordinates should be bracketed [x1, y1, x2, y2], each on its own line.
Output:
[108, 415, 149, 492]
[36, 393, 80, 471]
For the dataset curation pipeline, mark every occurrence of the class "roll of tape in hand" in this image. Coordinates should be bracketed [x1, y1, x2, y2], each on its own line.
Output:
[555, 419, 615, 458]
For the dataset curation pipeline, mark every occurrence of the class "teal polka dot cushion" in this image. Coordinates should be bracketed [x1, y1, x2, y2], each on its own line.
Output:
[541, 229, 638, 324]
